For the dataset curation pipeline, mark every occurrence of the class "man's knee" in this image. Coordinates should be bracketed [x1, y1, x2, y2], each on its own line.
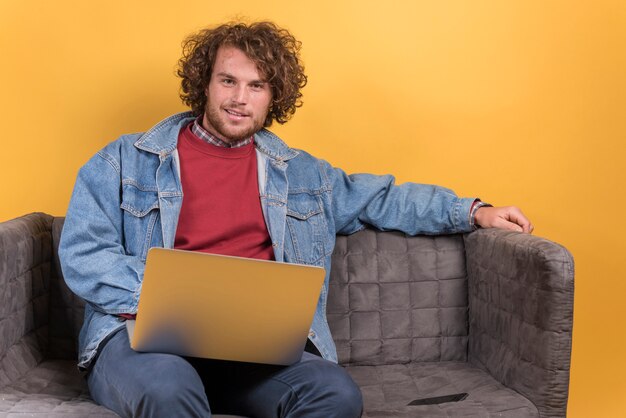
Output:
[116, 355, 210, 418]
[299, 360, 363, 417]
[135, 374, 210, 418]
[321, 364, 362, 416]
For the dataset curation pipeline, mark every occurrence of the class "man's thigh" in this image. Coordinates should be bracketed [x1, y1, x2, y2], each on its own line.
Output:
[193, 352, 362, 418]
[87, 329, 211, 418]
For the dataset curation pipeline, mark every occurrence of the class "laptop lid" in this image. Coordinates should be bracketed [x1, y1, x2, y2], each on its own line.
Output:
[128, 247, 325, 365]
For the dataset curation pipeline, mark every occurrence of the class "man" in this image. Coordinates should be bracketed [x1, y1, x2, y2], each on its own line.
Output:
[59, 21, 532, 418]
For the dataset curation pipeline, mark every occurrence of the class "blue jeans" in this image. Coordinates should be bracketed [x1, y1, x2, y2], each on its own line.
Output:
[87, 329, 362, 418]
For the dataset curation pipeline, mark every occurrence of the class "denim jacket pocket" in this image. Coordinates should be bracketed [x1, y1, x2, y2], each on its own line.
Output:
[285, 195, 327, 266]
[120, 181, 161, 261]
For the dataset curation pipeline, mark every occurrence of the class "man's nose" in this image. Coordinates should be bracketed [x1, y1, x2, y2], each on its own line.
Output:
[232, 85, 248, 104]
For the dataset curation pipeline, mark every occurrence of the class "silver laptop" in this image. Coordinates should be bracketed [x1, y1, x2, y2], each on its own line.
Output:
[126, 247, 325, 365]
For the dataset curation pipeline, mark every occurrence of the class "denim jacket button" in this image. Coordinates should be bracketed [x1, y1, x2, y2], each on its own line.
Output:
[308, 331, 315, 338]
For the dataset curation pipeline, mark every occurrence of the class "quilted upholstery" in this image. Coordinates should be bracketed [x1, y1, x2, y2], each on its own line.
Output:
[0, 213, 51, 390]
[465, 230, 574, 417]
[348, 362, 537, 417]
[0, 213, 574, 417]
[48, 217, 85, 361]
[0, 360, 117, 417]
[328, 229, 469, 366]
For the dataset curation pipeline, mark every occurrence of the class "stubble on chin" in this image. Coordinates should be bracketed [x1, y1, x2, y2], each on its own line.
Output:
[204, 106, 264, 144]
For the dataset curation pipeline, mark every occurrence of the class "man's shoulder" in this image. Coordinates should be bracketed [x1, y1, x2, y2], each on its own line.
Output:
[76, 133, 149, 177]
[92, 133, 148, 167]
[289, 147, 326, 170]
[95, 112, 195, 159]
[254, 129, 332, 189]
[255, 129, 327, 166]
[101, 132, 145, 152]
[282, 146, 332, 190]
[254, 129, 299, 161]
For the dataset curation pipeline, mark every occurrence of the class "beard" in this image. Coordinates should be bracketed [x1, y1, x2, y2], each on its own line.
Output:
[203, 102, 268, 144]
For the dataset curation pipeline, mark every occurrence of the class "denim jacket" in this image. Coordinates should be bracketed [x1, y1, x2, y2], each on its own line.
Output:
[59, 112, 476, 369]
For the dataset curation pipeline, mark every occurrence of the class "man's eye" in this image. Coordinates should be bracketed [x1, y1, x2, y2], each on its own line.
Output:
[222, 79, 235, 85]
[251, 83, 264, 90]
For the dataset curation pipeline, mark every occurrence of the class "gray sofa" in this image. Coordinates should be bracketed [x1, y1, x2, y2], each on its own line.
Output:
[0, 213, 574, 417]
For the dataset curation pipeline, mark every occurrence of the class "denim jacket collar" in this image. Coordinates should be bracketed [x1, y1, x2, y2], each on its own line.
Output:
[133, 111, 299, 162]
[133, 112, 194, 155]
[254, 129, 299, 162]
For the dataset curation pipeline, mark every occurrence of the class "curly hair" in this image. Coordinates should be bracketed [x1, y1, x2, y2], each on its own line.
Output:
[177, 21, 307, 127]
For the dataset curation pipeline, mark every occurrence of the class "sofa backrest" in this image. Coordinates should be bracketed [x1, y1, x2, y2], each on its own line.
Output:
[47, 217, 470, 366]
[328, 228, 469, 366]
[50, 217, 85, 360]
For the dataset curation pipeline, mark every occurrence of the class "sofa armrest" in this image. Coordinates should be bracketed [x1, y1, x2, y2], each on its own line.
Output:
[0, 212, 54, 388]
[464, 228, 574, 418]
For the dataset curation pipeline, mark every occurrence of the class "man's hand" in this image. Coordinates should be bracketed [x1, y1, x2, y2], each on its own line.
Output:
[474, 206, 534, 234]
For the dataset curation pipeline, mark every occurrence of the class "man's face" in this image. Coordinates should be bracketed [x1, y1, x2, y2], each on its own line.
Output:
[203, 46, 272, 144]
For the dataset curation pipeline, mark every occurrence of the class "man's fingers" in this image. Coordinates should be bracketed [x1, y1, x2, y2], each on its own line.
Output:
[474, 205, 534, 234]
[495, 217, 523, 232]
[505, 207, 533, 234]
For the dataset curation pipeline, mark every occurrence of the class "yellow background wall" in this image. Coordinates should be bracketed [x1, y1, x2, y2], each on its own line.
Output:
[1, 1, 625, 416]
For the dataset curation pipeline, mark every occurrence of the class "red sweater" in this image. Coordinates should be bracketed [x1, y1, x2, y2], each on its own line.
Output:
[173, 124, 274, 261]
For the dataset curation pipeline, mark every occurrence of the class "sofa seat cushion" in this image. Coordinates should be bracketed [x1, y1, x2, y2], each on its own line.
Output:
[346, 361, 538, 417]
[0, 359, 117, 417]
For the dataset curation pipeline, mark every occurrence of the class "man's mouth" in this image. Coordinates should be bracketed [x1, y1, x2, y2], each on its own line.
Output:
[225, 109, 248, 118]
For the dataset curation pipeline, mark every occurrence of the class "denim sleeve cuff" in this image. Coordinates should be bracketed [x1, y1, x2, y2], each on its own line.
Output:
[469, 199, 493, 230]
